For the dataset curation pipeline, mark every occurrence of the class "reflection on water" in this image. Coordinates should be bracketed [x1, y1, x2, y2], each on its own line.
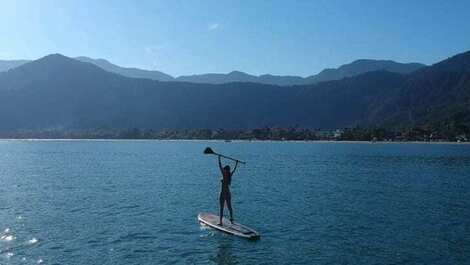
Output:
[211, 237, 238, 265]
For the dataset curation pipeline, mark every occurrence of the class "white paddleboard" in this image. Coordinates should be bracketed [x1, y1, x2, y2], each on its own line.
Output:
[198, 213, 260, 239]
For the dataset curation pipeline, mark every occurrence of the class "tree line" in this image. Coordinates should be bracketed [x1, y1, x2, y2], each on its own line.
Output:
[0, 123, 468, 142]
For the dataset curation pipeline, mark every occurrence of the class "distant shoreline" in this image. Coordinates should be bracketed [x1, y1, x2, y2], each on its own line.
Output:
[0, 126, 468, 143]
[0, 138, 468, 145]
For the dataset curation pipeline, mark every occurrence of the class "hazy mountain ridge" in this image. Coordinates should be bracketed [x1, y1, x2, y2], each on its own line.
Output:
[304, 59, 425, 84]
[75, 56, 174, 81]
[175, 60, 424, 85]
[175, 71, 307, 86]
[0, 56, 425, 86]
[0, 60, 31, 72]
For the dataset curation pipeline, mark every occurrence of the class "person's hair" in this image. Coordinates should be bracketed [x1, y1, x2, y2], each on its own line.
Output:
[224, 165, 230, 172]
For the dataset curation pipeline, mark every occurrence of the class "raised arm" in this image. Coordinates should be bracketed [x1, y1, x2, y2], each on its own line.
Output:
[231, 161, 239, 176]
[218, 155, 224, 174]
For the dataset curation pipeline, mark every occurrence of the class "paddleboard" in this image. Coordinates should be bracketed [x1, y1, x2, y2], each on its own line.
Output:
[198, 213, 260, 239]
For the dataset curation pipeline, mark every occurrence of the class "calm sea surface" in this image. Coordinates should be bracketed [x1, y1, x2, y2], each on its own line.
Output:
[0, 140, 469, 264]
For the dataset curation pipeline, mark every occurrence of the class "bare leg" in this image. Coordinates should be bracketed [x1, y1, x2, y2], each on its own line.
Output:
[219, 194, 224, 225]
[226, 194, 234, 223]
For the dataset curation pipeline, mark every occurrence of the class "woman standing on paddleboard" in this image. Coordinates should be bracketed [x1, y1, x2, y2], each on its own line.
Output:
[218, 155, 238, 225]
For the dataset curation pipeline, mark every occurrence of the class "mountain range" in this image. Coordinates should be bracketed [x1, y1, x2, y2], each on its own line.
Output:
[0, 57, 425, 86]
[0, 50, 468, 131]
[176, 60, 424, 85]
[75, 56, 174, 81]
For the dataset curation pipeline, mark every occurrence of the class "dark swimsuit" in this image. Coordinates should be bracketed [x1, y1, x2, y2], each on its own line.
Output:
[219, 170, 234, 223]
[220, 175, 231, 200]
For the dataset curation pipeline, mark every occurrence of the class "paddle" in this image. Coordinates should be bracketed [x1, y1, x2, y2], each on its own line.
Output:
[204, 147, 246, 164]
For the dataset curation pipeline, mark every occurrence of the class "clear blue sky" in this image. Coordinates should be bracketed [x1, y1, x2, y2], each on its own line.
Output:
[1, 0, 469, 77]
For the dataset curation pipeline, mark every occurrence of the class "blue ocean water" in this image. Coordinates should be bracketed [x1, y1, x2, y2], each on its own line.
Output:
[0, 140, 469, 264]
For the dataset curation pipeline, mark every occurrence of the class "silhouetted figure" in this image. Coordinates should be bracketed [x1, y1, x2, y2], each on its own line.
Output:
[218, 155, 238, 225]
